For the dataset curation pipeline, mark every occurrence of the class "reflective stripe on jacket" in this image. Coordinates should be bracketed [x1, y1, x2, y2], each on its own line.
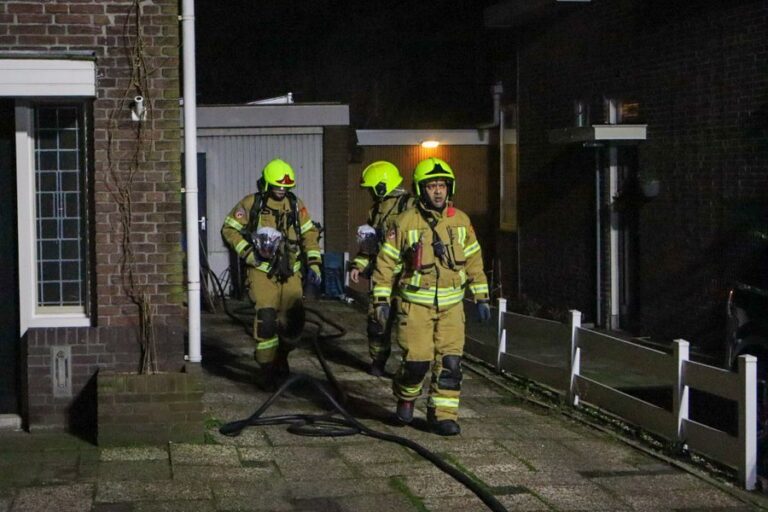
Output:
[371, 202, 488, 309]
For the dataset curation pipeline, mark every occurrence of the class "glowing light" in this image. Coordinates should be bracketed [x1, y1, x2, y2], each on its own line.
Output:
[421, 140, 439, 148]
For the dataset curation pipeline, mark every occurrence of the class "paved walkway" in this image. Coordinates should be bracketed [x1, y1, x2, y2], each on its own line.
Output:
[0, 298, 766, 511]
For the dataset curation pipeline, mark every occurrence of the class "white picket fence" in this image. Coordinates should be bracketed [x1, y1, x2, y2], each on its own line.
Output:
[464, 299, 758, 490]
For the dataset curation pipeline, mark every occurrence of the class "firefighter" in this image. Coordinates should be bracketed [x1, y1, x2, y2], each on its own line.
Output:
[350, 161, 416, 376]
[370, 157, 491, 436]
[221, 158, 322, 388]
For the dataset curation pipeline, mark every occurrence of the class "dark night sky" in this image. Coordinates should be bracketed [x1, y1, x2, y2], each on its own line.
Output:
[195, 0, 510, 128]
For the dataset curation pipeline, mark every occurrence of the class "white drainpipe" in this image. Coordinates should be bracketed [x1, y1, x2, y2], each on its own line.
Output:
[182, 0, 201, 363]
[606, 99, 620, 330]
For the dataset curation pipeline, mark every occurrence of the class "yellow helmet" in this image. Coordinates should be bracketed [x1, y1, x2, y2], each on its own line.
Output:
[360, 161, 403, 197]
[262, 158, 296, 189]
[413, 157, 455, 195]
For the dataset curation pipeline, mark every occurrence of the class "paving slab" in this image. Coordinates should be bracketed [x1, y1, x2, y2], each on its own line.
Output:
[11, 484, 93, 512]
[0, 298, 765, 511]
[170, 443, 240, 466]
[94, 480, 212, 503]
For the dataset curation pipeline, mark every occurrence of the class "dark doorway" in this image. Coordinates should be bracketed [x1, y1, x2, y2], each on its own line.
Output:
[0, 100, 20, 413]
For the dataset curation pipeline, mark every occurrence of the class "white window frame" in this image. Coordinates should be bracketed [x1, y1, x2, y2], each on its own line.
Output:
[15, 102, 90, 332]
[4, 57, 96, 334]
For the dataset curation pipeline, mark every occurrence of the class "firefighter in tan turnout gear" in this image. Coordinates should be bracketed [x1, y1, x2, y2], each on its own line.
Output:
[349, 161, 416, 376]
[371, 157, 491, 436]
[221, 158, 322, 388]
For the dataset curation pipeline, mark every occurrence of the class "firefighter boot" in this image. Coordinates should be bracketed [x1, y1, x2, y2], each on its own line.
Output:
[274, 347, 290, 381]
[427, 408, 461, 436]
[369, 358, 387, 377]
[258, 363, 279, 393]
[395, 399, 415, 424]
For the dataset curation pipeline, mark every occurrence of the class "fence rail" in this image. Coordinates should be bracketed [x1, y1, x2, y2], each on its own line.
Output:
[464, 298, 758, 490]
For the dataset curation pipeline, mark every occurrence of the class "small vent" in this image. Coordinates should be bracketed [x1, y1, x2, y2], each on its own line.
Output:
[51, 345, 72, 397]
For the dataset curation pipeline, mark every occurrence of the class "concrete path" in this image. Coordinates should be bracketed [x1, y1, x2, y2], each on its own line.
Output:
[0, 298, 765, 511]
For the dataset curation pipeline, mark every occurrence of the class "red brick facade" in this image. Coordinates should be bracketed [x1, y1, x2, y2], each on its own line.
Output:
[509, 1, 768, 350]
[1, 0, 183, 429]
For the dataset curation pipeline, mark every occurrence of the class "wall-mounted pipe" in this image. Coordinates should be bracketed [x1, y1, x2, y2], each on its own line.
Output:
[182, 0, 201, 364]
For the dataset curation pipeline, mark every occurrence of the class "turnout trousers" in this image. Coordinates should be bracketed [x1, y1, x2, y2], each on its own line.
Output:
[246, 268, 304, 365]
[392, 300, 465, 421]
[366, 294, 398, 364]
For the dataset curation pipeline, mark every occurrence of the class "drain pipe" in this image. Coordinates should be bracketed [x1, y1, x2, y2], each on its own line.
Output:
[606, 99, 620, 330]
[478, 82, 505, 294]
[181, 0, 201, 364]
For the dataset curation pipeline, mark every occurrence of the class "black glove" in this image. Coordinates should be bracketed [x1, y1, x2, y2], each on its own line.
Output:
[374, 303, 390, 327]
[476, 300, 491, 323]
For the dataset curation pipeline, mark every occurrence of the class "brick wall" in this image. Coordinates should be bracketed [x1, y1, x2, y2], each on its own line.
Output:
[322, 126, 352, 252]
[97, 368, 202, 446]
[23, 324, 185, 431]
[0, 0, 184, 428]
[515, 0, 768, 349]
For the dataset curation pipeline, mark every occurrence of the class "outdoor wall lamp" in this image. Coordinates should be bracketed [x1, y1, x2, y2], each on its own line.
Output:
[421, 140, 439, 148]
[130, 95, 146, 122]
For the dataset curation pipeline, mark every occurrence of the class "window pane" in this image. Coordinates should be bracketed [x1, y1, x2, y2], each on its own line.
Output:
[34, 105, 86, 308]
[41, 261, 60, 282]
[57, 108, 77, 129]
[59, 151, 77, 171]
[38, 152, 58, 171]
[61, 240, 79, 260]
[39, 219, 58, 239]
[61, 261, 80, 280]
[64, 192, 80, 217]
[38, 130, 58, 150]
[61, 172, 78, 192]
[38, 193, 55, 217]
[59, 129, 77, 150]
[41, 240, 59, 258]
[37, 108, 57, 129]
[40, 283, 60, 305]
[61, 283, 81, 305]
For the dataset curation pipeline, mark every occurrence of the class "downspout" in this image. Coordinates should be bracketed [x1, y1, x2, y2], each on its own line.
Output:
[606, 99, 620, 330]
[594, 146, 601, 326]
[182, 0, 201, 363]
[478, 82, 504, 296]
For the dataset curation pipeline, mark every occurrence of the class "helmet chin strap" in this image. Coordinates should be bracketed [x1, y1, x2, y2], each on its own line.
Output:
[420, 191, 446, 212]
[269, 186, 287, 199]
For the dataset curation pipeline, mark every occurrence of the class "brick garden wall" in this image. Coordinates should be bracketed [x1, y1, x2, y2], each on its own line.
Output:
[97, 368, 202, 446]
[0, 0, 185, 428]
[515, 0, 768, 349]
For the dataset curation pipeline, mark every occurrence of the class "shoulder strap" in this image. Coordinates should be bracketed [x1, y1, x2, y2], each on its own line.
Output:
[396, 193, 411, 214]
[247, 192, 264, 232]
[286, 192, 301, 236]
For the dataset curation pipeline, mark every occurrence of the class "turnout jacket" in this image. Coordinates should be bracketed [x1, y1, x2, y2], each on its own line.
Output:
[351, 189, 416, 273]
[221, 193, 321, 275]
[371, 202, 489, 309]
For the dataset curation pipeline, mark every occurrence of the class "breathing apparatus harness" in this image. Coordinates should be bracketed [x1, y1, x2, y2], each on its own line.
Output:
[356, 191, 412, 277]
[244, 190, 304, 282]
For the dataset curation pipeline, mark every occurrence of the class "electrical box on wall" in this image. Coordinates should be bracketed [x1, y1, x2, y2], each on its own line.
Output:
[51, 345, 72, 398]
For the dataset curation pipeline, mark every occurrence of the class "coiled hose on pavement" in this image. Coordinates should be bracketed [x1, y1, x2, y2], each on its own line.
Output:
[208, 265, 507, 512]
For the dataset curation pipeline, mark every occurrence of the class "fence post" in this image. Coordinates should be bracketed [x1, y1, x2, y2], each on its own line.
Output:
[738, 354, 757, 490]
[568, 310, 582, 406]
[672, 339, 689, 443]
[496, 298, 507, 372]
